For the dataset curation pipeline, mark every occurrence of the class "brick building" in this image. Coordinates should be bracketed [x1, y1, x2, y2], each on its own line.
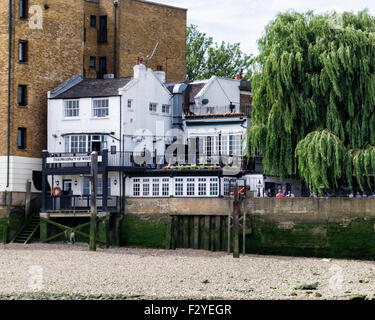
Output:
[0, 0, 187, 201]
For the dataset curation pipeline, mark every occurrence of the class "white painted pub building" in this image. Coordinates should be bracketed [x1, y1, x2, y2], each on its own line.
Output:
[43, 60, 291, 213]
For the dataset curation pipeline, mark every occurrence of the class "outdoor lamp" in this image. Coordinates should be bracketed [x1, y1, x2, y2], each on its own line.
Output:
[114, 179, 117, 185]
[74, 180, 78, 186]
[56, 181, 59, 186]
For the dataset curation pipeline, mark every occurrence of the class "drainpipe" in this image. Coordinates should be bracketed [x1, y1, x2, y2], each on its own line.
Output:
[7, 0, 13, 188]
[113, 0, 118, 78]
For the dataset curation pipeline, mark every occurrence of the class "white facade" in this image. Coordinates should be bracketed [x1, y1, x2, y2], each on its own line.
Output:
[48, 64, 173, 156]
[0, 156, 42, 193]
[120, 64, 174, 155]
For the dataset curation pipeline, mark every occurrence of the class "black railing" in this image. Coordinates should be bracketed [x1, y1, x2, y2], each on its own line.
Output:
[46, 195, 118, 212]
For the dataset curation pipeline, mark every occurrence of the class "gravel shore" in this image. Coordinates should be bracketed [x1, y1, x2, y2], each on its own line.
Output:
[0, 243, 374, 300]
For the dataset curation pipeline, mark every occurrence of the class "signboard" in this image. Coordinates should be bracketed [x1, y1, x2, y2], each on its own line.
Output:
[46, 156, 103, 164]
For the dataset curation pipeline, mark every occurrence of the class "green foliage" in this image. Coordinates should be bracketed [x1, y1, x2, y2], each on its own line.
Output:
[248, 10, 375, 190]
[186, 25, 253, 81]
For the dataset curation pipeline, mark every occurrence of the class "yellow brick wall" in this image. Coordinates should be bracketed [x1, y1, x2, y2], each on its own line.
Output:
[0, 0, 186, 160]
[118, 0, 187, 82]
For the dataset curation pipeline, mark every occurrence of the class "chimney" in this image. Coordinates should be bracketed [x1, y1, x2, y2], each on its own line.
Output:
[134, 57, 146, 79]
[154, 65, 166, 83]
[236, 68, 243, 80]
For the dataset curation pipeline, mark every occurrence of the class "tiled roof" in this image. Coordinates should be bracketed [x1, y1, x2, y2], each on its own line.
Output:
[51, 77, 133, 99]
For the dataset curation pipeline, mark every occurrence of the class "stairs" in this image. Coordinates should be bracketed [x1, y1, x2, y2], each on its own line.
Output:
[12, 214, 40, 244]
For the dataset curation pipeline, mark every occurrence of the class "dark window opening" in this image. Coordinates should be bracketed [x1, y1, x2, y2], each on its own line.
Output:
[97, 16, 108, 43]
[90, 15, 96, 27]
[17, 127, 26, 150]
[19, 0, 28, 19]
[18, 85, 27, 106]
[97, 57, 107, 78]
[89, 56, 96, 69]
[18, 40, 28, 62]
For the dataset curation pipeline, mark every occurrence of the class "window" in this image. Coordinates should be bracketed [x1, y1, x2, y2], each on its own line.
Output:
[83, 177, 90, 196]
[98, 57, 107, 76]
[90, 15, 96, 27]
[127, 99, 133, 109]
[70, 136, 87, 153]
[18, 40, 28, 62]
[89, 57, 96, 69]
[98, 177, 111, 196]
[153, 179, 160, 196]
[198, 178, 207, 196]
[229, 135, 242, 156]
[133, 179, 140, 196]
[175, 178, 184, 196]
[18, 85, 27, 106]
[162, 104, 170, 114]
[162, 178, 169, 196]
[98, 16, 108, 43]
[17, 127, 26, 150]
[143, 179, 150, 196]
[187, 178, 195, 196]
[64, 100, 79, 118]
[19, 0, 28, 19]
[210, 178, 218, 196]
[93, 99, 109, 117]
[149, 103, 157, 113]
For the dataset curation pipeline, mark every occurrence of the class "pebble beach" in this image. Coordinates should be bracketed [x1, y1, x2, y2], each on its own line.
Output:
[0, 243, 374, 300]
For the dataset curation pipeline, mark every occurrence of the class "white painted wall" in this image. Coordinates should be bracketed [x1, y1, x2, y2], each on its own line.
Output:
[192, 77, 241, 114]
[120, 65, 173, 155]
[0, 156, 42, 192]
[48, 96, 121, 153]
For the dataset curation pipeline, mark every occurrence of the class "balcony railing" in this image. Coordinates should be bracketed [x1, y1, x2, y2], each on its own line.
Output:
[185, 105, 245, 118]
[46, 195, 118, 212]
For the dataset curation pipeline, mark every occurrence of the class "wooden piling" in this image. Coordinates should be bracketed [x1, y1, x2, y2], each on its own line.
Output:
[204, 216, 210, 250]
[193, 216, 199, 249]
[183, 216, 190, 248]
[89, 151, 98, 251]
[215, 216, 221, 251]
[25, 181, 31, 218]
[233, 183, 240, 258]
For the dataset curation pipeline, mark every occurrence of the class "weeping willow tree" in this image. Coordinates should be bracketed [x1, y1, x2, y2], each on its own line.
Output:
[246, 10, 375, 194]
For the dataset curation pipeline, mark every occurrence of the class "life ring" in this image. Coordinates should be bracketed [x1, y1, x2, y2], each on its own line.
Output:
[52, 186, 61, 197]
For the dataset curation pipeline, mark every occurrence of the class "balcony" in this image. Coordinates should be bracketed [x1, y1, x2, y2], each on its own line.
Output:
[45, 195, 118, 214]
[185, 105, 246, 119]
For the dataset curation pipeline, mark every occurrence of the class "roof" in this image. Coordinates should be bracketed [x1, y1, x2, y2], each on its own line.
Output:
[51, 77, 133, 99]
[239, 80, 251, 92]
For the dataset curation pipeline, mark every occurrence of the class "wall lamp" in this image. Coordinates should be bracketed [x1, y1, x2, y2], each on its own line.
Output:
[74, 180, 78, 186]
[114, 179, 117, 186]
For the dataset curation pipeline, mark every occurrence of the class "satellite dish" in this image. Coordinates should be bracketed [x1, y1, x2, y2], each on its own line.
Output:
[202, 99, 209, 105]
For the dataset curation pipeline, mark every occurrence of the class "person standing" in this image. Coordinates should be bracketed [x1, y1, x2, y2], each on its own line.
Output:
[276, 189, 285, 198]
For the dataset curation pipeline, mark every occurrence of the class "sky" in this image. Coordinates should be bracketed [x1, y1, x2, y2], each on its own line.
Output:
[154, 0, 375, 56]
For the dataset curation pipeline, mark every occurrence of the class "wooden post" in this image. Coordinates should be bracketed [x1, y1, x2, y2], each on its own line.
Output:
[215, 216, 221, 252]
[233, 183, 240, 258]
[165, 217, 172, 250]
[243, 196, 247, 255]
[227, 197, 231, 254]
[89, 151, 98, 251]
[40, 214, 48, 243]
[204, 216, 210, 250]
[104, 214, 110, 248]
[210, 217, 215, 251]
[193, 216, 199, 249]
[25, 180, 31, 218]
[183, 216, 190, 248]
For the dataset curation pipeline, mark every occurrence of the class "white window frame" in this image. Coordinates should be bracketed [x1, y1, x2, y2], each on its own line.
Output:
[64, 100, 80, 118]
[149, 102, 157, 113]
[93, 99, 109, 118]
[162, 104, 170, 114]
